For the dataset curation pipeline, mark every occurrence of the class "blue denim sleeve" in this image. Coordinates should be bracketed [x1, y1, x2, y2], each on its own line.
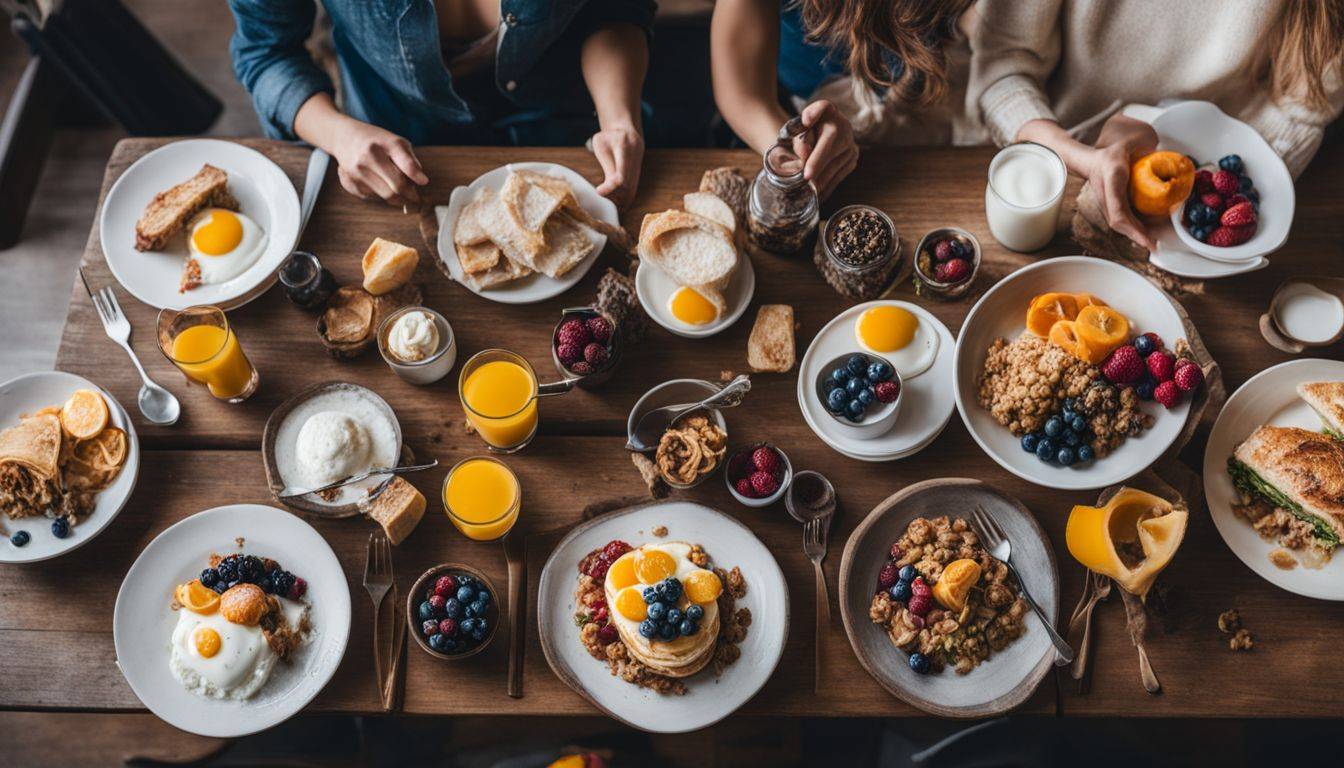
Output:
[227, 0, 334, 140]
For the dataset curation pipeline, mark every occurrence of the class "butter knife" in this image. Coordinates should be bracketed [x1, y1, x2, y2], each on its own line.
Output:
[279, 460, 438, 499]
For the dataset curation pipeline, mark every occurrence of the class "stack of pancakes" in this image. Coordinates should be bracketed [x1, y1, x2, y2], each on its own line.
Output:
[603, 542, 720, 678]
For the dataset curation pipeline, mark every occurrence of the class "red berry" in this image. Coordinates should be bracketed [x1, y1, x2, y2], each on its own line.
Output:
[910, 576, 931, 598]
[874, 380, 900, 403]
[933, 240, 952, 262]
[596, 623, 619, 645]
[878, 563, 900, 590]
[1220, 201, 1256, 227]
[434, 574, 458, 597]
[1212, 169, 1239, 196]
[570, 361, 593, 375]
[586, 316, 613, 344]
[1174, 361, 1204, 392]
[428, 594, 447, 613]
[1154, 380, 1182, 409]
[1226, 193, 1250, 208]
[557, 342, 582, 366]
[585, 557, 611, 580]
[602, 540, 632, 561]
[583, 342, 610, 367]
[889, 543, 903, 560]
[1200, 192, 1225, 212]
[935, 257, 971, 284]
[1101, 345, 1144, 385]
[1207, 223, 1256, 247]
[439, 618, 458, 637]
[1193, 169, 1214, 194]
[907, 614, 926, 630]
[592, 605, 609, 624]
[288, 577, 306, 600]
[735, 477, 757, 498]
[1142, 332, 1163, 349]
[907, 594, 932, 616]
[1146, 350, 1176, 382]
[751, 446, 781, 475]
[749, 470, 780, 497]
[557, 319, 591, 348]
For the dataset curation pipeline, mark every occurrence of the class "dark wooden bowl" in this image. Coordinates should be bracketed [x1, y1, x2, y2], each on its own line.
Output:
[406, 563, 500, 661]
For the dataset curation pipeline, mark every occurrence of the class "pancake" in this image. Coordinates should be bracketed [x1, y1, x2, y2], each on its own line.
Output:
[602, 541, 722, 677]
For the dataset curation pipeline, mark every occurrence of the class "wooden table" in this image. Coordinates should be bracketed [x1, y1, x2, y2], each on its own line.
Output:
[5, 137, 1343, 722]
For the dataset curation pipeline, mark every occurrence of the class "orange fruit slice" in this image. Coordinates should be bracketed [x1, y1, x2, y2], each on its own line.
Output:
[175, 579, 220, 615]
[607, 552, 637, 589]
[1026, 293, 1079, 337]
[1075, 305, 1130, 356]
[1048, 320, 1087, 359]
[60, 389, 108, 440]
[1073, 293, 1108, 310]
[634, 548, 677, 584]
[684, 569, 723, 604]
[614, 586, 648, 621]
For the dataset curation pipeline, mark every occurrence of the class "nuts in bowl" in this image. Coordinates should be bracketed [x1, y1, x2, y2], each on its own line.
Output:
[407, 564, 499, 660]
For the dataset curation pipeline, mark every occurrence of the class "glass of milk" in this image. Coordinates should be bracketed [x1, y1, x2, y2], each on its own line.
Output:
[985, 142, 1067, 252]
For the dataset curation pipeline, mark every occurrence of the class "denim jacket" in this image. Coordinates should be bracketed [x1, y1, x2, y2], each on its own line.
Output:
[228, 0, 654, 145]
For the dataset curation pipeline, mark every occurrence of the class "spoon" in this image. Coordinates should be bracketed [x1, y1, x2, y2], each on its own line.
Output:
[137, 382, 181, 426]
[625, 375, 751, 452]
[785, 471, 837, 692]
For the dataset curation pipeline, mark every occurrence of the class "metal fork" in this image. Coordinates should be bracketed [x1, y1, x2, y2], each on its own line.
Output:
[971, 505, 1073, 665]
[804, 514, 832, 690]
[362, 532, 395, 707]
[80, 270, 180, 425]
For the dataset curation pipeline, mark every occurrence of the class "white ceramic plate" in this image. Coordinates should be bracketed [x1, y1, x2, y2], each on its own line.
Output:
[954, 257, 1191, 490]
[0, 371, 139, 563]
[1203, 358, 1344, 600]
[99, 139, 300, 311]
[436, 162, 615, 304]
[635, 253, 756, 339]
[536, 500, 788, 733]
[1149, 245, 1267, 279]
[797, 301, 956, 461]
[114, 504, 351, 737]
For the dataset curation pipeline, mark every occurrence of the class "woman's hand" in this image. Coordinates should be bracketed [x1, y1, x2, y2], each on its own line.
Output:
[793, 100, 859, 200]
[591, 124, 644, 209]
[1080, 115, 1159, 250]
[328, 119, 428, 208]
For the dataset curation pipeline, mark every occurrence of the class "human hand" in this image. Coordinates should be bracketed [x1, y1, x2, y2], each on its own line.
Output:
[328, 119, 428, 208]
[792, 100, 859, 200]
[1082, 115, 1160, 250]
[591, 125, 644, 209]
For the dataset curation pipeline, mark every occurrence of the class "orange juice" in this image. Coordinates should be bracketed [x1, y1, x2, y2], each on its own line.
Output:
[443, 457, 520, 541]
[461, 358, 537, 450]
[167, 323, 257, 401]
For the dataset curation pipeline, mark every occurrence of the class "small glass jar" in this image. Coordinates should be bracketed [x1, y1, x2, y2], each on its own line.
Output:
[814, 205, 901, 301]
[278, 251, 336, 310]
[747, 143, 819, 256]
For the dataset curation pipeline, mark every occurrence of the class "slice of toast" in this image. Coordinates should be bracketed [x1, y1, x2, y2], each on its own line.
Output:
[747, 304, 796, 373]
[135, 164, 238, 251]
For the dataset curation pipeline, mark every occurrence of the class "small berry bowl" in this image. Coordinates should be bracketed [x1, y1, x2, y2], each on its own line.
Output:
[551, 307, 621, 390]
[724, 443, 793, 508]
[815, 352, 902, 440]
[406, 564, 500, 661]
[914, 227, 980, 299]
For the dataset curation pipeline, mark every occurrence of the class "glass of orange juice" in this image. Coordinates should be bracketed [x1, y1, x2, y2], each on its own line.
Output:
[458, 349, 571, 453]
[156, 305, 259, 402]
[442, 456, 521, 541]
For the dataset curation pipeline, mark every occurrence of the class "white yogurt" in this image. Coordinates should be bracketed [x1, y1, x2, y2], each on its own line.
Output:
[985, 143, 1067, 252]
[1274, 282, 1344, 344]
[275, 388, 399, 504]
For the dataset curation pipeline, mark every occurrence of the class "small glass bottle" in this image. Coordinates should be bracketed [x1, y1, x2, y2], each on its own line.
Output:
[278, 251, 337, 310]
[747, 142, 819, 256]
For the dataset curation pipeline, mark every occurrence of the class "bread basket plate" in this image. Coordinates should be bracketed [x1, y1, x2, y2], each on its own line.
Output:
[0, 371, 140, 563]
[99, 139, 300, 311]
[113, 504, 351, 737]
[1204, 358, 1344, 600]
[436, 162, 614, 304]
[635, 252, 756, 339]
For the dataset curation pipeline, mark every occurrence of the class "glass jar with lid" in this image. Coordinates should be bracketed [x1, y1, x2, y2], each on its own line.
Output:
[747, 142, 819, 256]
[814, 205, 902, 301]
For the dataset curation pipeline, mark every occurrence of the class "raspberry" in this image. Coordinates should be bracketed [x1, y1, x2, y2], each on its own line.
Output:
[907, 614, 926, 630]
[1200, 192, 1225, 212]
[1226, 193, 1250, 208]
[434, 575, 458, 596]
[1174, 360, 1204, 392]
[592, 604, 609, 624]
[878, 563, 900, 590]
[874, 380, 900, 403]
[1220, 201, 1256, 227]
[1101, 345, 1144, 385]
[439, 618, 458, 637]
[749, 470, 780, 497]
[583, 342, 610, 367]
[585, 557, 611, 581]
[735, 477, 757, 498]
[934, 257, 971, 284]
[751, 446, 781, 475]
[1193, 169, 1214, 194]
[907, 594, 932, 616]
[556, 319, 591, 348]
[287, 577, 307, 600]
[910, 576, 931, 598]
[428, 594, 446, 613]
[557, 342, 582, 366]
[596, 623, 619, 645]
[1212, 169, 1239, 196]
[1154, 380, 1182, 409]
[933, 240, 953, 262]
[889, 543, 903, 560]
[570, 361, 593, 375]
[727, 452, 753, 480]
[1207, 223, 1256, 247]
[602, 540, 632, 561]
[1145, 351, 1176, 382]
[586, 316, 613, 344]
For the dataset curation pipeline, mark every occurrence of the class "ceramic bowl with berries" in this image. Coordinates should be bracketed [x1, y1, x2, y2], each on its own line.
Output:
[1174, 156, 1267, 261]
[552, 307, 621, 389]
[407, 564, 500, 660]
[725, 443, 793, 508]
[815, 353, 902, 439]
[914, 227, 980, 298]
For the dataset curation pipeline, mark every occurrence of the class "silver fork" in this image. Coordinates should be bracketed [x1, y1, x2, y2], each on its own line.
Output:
[362, 532, 394, 706]
[803, 514, 833, 691]
[80, 270, 180, 425]
[971, 505, 1073, 665]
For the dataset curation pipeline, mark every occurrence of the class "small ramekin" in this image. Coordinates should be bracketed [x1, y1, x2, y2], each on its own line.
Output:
[378, 306, 456, 385]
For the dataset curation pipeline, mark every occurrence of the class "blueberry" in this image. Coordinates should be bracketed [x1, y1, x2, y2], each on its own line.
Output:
[1036, 439, 1056, 462]
[830, 368, 851, 386]
[1057, 446, 1076, 466]
[418, 601, 435, 621]
[10, 530, 29, 547]
[642, 586, 659, 604]
[1069, 415, 1087, 434]
[476, 589, 492, 605]
[1021, 433, 1039, 453]
[846, 354, 869, 375]
[846, 377, 866, 396]
[1238, 174, 1253, 193]
[1134, 334, 1156, 356]
[1061, 406, 1076, 423]
[898, 565, 918, 582]
[1247, 189, 1260, 205]
[1192, 225, 1210, 242]
[686, 604, 704, 622]
[444, 598, 463, 619]
[889, 581, 912, 602]
[867, 361, 893, 382]
[658, 622, 678, 641]
[1044, 417, 1063, 438]
[471, 628, 486, 642]
[1064, 397, 1077, 411]
[647, 601, 667, 621]
[1062, 430, 1081, 447]
[1077, 445, 1095, 463]
[950, 239, 970, 260]
[460, 618, 477, 634]
[469, 600, 487, 618]
[456, 585, 475, 603]
[1218, 154, 1242, 174]
[826, 388, 849, 413]
[666, 608, 684, 626]
[661, 577, 683, 601]
[199, 568, 220, 587]
[258, 573, 275, 594]
[857, 387, 875, 406]
[476, 617, 489, 633]
[240, 556, 264, 582]
[1136, 379, 1155, 400]
[51, 518, 69, 539]
[908, 652, 931, 674]
[443, 637, 460, 652]
[680, 619, 700, 636]
[845, 400, 866, 421]
[428, 633, 448, 652]
[457, 574, 475, 587]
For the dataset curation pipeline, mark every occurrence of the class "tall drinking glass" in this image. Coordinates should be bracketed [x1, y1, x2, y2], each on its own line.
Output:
[156, 305, 259, 402]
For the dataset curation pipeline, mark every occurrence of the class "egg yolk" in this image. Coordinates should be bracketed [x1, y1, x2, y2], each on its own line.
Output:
[669, 287, 718, 325]
[857, 306, 918, 352]
[634, 548, 677, 584]
[193, 626, 222, 658]
[614, 586, 648, 621]
[684, 569, 723, 604]
[192, 209, 243, 256]
[607, 552, 637, 589]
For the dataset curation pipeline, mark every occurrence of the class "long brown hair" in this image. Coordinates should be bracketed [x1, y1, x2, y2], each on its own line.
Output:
[1256, 0, 1344, 110]
[797, 0, 974, 106]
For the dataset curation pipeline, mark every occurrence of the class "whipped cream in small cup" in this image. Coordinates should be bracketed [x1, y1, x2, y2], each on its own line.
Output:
[387, 310, 439, 362]
[378, 306, 455, 385]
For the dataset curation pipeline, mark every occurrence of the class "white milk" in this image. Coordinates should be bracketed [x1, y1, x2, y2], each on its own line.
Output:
[1274, 282, 1344, 344]
[985, 143, 1067, 252]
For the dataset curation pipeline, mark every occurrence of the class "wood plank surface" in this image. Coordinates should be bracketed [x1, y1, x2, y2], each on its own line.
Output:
[13, 136, 1344, 721]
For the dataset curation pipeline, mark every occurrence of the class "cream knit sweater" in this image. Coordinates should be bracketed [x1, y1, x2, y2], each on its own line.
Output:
[967, 0, 1343, 177]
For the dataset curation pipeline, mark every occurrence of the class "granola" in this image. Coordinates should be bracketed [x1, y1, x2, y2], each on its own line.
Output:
[655, 413, 727, 485]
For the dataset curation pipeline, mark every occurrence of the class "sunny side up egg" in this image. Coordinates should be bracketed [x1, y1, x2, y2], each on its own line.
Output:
[186, 208, 268, 285]
[169, 607, 277, 700]
[667, 286, 719, 326]
[854, 305, 939, 378]
[607, 542, 722, 624]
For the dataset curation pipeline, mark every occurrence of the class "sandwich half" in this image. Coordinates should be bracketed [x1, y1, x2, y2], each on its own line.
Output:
[1228, 425, 1344, 548]
[1297, 381, 1344, 440]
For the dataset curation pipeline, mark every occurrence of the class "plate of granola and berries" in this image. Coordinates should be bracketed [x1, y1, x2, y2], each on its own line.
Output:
[536, 500, 788, 733]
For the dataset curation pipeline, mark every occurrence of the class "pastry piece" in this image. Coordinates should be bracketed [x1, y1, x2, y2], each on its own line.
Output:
[219, 583, 268, 626]
[134, 164, 239, 251]
[361, 237, 419, 295]
[318, 283, 423, 359]
[364, 476, 425, 545]
[453, 192, 493, 246]
[747, 304, 796, 373]
[0, 413, 61, 479]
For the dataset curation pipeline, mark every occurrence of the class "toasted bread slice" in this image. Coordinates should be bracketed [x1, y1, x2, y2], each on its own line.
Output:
[1232, 425, 1344, 542]
[747, 304, 796, 373]
[637, 209, 737, 289]
[454, 190, 493, 247]
[1297, 382, 1344, 439]
[135, 164, 238, 251]
[532, 211, 595, 279]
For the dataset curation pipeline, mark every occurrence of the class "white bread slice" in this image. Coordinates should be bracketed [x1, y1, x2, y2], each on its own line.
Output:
[637, 209, 737, 289]
[478, 193, 546, 270]
[684, 192, 735, 232]
[531, 211, 595, 279]
[455, 241, 501, 274]
[460, 256, 533, 291]
[500, 171, 564, 233]
[453, 191, 492, 246]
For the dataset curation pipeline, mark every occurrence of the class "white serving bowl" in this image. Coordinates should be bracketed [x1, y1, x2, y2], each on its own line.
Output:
[813, 353, 903, 440]
[724, 443, 793, 508]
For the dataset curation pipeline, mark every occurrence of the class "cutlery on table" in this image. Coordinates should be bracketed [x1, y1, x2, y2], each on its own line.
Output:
[786, 471, 836, 693]
[625, 375, 751, 452]
[503, 532, 526, 698]
[362, 532, 396, 710]
[279, 460, 439, 499]
[1072, 573, 1111, 689]
[81, 270, 181, 426]
[298, 148, 329, 239]
[971, 505, 1073, 665]
[1119, 586, 1161, 694]
[382, 579, 406, 711]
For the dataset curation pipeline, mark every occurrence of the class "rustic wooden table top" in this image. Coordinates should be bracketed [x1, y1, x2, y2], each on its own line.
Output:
[5, 136, 1343, 721]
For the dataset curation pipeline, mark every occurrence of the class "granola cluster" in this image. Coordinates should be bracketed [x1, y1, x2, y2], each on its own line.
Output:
[655, 413, 727, 485]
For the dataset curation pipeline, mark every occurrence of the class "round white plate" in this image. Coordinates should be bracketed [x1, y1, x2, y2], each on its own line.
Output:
[635, 252, 756, 339]
[114, 504, 351, 737]
[954, 257, 1191, 490]
[536, 500, 788, 733]
[99, 139, 301, 311]
[437, 162, 615, 304]
[1149, 243, 1267, 279]
[0, 371, 139, 563]
[797, 301, 956, 461]
[1203, 358, 1344, 600]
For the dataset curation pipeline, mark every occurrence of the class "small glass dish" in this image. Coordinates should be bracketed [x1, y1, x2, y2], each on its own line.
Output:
[377, 306, 455, 385]
[914, 227, 981, 299]
[724, 442, 793, 508]
[406, 563, 500, 661]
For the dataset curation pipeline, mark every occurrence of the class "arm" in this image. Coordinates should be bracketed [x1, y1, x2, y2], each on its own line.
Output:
[581, 23, 649, 208]
[965, 0, 1064, 147]
[1244, 68, 1344, 178]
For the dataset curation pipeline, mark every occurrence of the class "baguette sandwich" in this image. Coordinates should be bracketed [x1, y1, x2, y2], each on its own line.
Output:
[1228, 425, 1344, 548]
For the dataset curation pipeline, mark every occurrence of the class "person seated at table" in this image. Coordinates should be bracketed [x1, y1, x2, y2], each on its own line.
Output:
[967, 0, 1344, 250]
[709, 0, 976, 199]
[227, 0, 654, 208]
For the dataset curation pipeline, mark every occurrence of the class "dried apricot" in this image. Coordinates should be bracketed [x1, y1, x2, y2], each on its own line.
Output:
[614, 586, 648, 621]
[1026, 293, 1078, 337]
[60, 389, 108, 440]
[1075, 305, 1130, 354]
[606, 552, 637, 589]
[634, 549, 677, 584]
[684, 569, 723, 604]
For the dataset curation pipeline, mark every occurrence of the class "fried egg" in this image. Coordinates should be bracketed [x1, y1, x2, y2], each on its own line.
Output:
[854, 305, 939, 378]
[185, 208, 267, 285]
[668, 286, 719, 326]
[169, 606, 276, 700]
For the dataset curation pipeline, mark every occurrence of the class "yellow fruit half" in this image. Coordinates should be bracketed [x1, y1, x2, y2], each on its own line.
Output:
[176, 579, 220, 614]
[1026, 293, 1079, 338]
[1074, 305, 1130, 356]
[607, 552, 637, 589]
[60, 389, 109, 440]
[614, 586, 648, 622]
[932, 559, 982, 612]
[634, 548, 677, 584]
[683, 568, 723, 604]
[1066, 487, 1188, 598]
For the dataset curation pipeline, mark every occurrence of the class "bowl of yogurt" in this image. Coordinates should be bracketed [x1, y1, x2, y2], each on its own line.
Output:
[378, 306, 455, 385]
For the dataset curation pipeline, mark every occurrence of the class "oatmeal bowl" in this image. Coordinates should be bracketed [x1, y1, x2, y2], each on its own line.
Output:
[953, 257, 1199, 490]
